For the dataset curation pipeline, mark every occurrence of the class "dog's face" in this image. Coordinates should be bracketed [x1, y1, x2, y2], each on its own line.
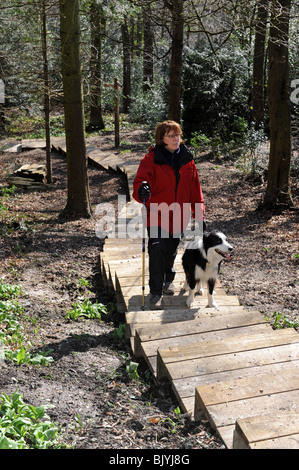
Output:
[204, 231, 233, 261]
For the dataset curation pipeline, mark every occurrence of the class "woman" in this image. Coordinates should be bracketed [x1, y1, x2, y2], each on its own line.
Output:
[133, 120, 205, 309]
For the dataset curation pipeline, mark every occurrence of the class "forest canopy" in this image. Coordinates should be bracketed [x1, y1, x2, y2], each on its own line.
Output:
[0, 0, 298, 212]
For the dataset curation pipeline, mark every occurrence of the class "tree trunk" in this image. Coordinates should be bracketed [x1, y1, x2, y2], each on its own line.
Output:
[143, 8, 154, 92]
[167, 0, 184, 123]
[261, 0, 293, 210]
[88, 0, 105, 131]
[122, 19, 132, 113]
[41, 0, 52, 184]
[59, 0, 92, 218]
[252, 0, 269, 129]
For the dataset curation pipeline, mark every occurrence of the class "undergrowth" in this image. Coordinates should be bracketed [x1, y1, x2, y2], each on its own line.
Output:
[0, 391, 65, 449]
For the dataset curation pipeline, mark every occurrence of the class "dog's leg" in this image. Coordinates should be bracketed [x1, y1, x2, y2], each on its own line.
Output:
[186, 288, 196, 308]
[186, 276, 196, 308]
[207, 278, 218, 308]
[197, 280, 204, 295]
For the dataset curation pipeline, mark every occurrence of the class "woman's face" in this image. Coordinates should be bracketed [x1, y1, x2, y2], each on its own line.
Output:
[163, 130, 181, 152]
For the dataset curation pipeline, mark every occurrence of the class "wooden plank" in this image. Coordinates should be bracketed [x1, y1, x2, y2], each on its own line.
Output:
[103, 243, 142, 252]
[50, 137, 67, 149]
[170, 362, 299, 422]
[126, 294, 239, 308]
[173, 360, 299, 415]
[168, 342, 299, 382]
[195, 367, 299, 407]
[179, 396, 195, 417]
[86, 150, 120, 169]
[22, 139, 46, 149]
[250, 434, 299, 449]
[114, 273, 223, 288]
[120, 281, 226, 297]
[137, 322, 270, 360]
[104, 238, 141, 247]
[201, 390, 299, 448]
[126, 305, 245, 325]
[157, 328, 299, 380]
[120, 296, 239, 314]
[136, 310, 266, 343]
[139, 324, 271, 375]
[233, 412, 299, 449]
[126, 306, 251, 336]
[119, 283, 225, 299]
[158, 328, 298, 367]
[1, 143, 22, 153]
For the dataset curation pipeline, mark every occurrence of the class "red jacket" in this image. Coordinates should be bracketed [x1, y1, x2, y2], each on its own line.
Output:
[133, 144, 205, 235]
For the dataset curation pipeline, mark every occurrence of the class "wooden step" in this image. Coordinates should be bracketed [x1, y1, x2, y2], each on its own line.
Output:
[195, 367, 299, 448]
[172, 356, 299, 421]
[118, 295, 239, 314]
[125, 305, 245, 337]
[138, 323, 271, 376]
[22, 136, 299, 450]
[134, 310, 267, 358]
[22, 139, 46, 149]
[126, 305, 248, 337]
[233, 412, 299, 449]
[157, 328, 299, 380]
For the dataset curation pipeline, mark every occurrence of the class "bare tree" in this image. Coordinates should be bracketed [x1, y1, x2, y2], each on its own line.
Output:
[59, 0, 92, 218]
[88, 0, 105, 131]
[261, 0, 293, 209]
[252, 0, 269, 129]
[143, 7, 154, 92]
[122, 17, 132, 113]
[41, 0, 52, 184]
[164, 0, 184, 123]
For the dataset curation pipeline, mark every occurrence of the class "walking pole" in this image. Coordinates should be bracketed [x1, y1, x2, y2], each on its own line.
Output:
[142, 198, 146, 310]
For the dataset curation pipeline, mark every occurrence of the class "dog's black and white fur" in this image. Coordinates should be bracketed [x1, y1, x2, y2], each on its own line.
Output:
[182, 231, 233, 308]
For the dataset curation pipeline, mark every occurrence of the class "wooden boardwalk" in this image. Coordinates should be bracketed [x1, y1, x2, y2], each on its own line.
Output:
[15, 138, 299, 448]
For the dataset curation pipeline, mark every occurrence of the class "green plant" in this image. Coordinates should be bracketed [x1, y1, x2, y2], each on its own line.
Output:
[0, 391, 65, 449]
[78, 278, 91, 289]
[0, 284, 54, 366]
[65, 299, 107, 321]
[174, 406, 181, 420]
[1, 186, 17, 198]
[113, 323, 126, 340]
[126, 361, 140, 381]
[265, 312, 299, 330]
[4, 347, 54, 366]
[0, 282, 22, 300]
[182, 43, 252, 142]
[189, 132, 211, 154]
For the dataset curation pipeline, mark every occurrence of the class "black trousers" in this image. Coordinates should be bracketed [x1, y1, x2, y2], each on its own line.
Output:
[147, 228, 181, 296]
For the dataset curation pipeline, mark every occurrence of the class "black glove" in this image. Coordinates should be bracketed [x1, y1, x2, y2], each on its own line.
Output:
[138, 181, 151, 201]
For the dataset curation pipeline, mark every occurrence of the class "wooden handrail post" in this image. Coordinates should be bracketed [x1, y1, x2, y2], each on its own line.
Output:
[114, 78, 120, 148]
[104, 77, 122, 147]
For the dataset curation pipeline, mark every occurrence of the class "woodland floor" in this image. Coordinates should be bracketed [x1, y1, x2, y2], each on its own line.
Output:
[0, 128, 298, 452]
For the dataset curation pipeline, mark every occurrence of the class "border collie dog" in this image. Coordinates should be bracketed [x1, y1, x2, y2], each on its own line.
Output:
[182, 231, 233, 308]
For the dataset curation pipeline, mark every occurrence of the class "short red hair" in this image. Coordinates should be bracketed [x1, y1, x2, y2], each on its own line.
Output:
[155, 120, 183, 146]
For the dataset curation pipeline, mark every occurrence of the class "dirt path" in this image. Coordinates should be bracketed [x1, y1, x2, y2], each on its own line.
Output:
[0, 131, 298, 449]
